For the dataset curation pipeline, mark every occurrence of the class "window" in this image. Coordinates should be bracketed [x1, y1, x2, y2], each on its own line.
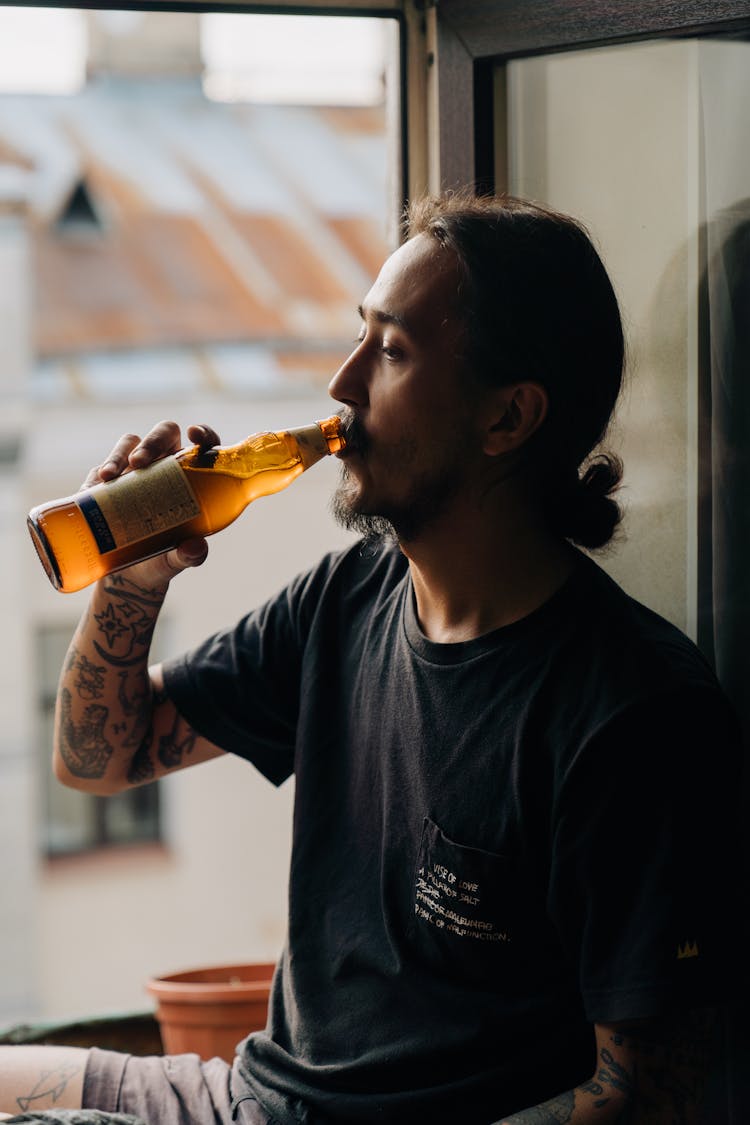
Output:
[37, 624, 161, 856]
[2, 3, 400, 1020]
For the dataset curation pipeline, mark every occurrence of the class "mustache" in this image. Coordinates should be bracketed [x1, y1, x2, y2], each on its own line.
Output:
[337, 409, 368, 455]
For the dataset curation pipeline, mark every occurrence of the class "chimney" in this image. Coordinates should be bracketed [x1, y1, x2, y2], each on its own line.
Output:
[86, 10, 203, 81]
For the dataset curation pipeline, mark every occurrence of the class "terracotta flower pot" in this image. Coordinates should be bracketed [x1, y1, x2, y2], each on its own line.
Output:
[146, 961, 276, 1063]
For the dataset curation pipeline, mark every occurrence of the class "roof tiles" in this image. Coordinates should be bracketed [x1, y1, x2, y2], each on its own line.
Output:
[0, 78, 390, 395]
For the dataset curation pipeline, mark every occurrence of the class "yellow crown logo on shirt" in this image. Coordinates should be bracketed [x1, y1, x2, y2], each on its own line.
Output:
[677, 940, 699, 960]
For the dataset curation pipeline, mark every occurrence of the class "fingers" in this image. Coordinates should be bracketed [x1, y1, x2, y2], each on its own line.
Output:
[82, 432, 141, 488]
[82, 420, 219, 489]
[128, 419, 183, 469]
[186, 423, 221, 450]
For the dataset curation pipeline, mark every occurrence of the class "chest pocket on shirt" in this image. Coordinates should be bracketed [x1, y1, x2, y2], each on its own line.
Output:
[410, 816, 528, 986]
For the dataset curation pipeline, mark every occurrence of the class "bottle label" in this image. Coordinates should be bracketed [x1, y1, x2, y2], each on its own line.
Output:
[287, 423, 328, 469]
[78, 458, 201, 554]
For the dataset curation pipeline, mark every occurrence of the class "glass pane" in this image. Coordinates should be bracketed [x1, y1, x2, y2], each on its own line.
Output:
[40, 703, 98, 854]
[36, 619, 168, 856]
[505, 38, 750, 658]
[4, 3, 399, 1022]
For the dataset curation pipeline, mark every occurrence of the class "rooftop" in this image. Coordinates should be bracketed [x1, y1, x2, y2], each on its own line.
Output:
[0, 76, 390, 402]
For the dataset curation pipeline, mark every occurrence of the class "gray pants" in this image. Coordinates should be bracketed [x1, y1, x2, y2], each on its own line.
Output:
[81, 1048, 271, 1125]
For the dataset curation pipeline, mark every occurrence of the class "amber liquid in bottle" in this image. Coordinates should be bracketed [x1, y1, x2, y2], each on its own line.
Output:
[28, 416, 345, 594]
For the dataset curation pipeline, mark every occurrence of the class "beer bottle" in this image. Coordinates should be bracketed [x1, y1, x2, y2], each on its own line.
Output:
[28, 415, 345, 594]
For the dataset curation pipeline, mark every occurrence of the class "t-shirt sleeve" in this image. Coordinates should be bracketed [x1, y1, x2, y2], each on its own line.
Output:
[161, 577, 309, 787]
[548, 686, 746, 1023]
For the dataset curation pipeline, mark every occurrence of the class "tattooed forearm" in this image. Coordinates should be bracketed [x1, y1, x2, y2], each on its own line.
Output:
[54, 572, 216, 792]
[92, 575, 166, 667]
[54, 570, 169, 791]
[16, 1063, 82, 1112]
[104, 572, 170, 605]
[73, 654, 106, 700]
[58, 688, 113, 779]
[593, 1047, 633, 1103]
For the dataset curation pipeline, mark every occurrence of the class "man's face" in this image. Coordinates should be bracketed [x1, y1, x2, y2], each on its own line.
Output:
[328, 234, 484, 542]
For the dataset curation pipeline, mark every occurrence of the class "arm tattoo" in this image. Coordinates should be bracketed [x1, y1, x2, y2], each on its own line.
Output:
[92, 575, 164, 667]
[93, 601, 129, 650]
[105, 572, 169, 603]
[16, 1063, 82, 1111]
[58, 687, 113, 779]
[157, 710, 197, 770]
[117, 669, 149, 716]
[596, 1047, 633, 1098]
[126, 724, 156, 785]
[73, 653, 106, 701]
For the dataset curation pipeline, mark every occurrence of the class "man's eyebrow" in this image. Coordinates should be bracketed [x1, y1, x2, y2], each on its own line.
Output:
[357, 303, 411, 333]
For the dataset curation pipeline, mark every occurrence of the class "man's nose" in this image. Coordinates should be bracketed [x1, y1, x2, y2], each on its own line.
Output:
[328, 344, 367, 407]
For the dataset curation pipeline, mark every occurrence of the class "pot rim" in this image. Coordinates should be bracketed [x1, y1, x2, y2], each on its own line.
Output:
[146, 961, 276, 1003]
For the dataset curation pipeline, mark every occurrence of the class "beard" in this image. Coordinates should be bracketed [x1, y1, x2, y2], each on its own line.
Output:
[330, 409, 466, 545]
[330, 468, 398, 546]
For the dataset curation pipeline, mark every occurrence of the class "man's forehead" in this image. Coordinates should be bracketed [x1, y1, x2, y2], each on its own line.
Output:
[361, 235, 461, 330]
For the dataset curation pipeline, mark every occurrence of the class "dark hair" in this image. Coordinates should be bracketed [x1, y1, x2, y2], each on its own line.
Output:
[407, 192, 625, 550]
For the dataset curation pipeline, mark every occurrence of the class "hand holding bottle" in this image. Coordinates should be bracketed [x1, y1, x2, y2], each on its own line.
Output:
[79, 419, 220, 587]
[28, 414, 345, 593]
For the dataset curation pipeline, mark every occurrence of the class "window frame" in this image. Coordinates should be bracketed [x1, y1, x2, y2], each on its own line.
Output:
[432, 0, 750, 192]
[37, 623, 162, 858]
[0, 0, 410, 212]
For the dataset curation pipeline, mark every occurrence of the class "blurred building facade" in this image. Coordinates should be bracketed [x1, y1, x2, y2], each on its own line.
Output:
[0, 11, 391, 1023]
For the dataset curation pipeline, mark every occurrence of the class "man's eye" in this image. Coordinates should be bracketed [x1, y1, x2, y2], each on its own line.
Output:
[382, 345, 403, 361]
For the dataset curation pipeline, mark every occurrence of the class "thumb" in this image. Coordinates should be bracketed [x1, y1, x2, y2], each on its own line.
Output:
[169, 538, 209, 571]
[110, 539, 209, 591]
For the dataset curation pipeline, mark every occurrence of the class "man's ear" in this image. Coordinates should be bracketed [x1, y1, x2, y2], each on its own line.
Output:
[482, 382, 548, 456]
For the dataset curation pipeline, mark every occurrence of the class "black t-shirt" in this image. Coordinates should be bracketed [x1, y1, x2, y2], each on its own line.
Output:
[163, 542, 744, 1125]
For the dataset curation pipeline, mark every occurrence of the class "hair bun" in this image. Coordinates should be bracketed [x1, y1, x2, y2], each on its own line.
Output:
[551, 454, 623, 550]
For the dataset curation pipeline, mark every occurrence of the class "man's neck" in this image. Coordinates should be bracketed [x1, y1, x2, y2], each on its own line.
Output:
[399, 498, 577, 645]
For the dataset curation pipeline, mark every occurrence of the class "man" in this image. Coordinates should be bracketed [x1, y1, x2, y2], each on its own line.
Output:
[1, 194, 744, 1124]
